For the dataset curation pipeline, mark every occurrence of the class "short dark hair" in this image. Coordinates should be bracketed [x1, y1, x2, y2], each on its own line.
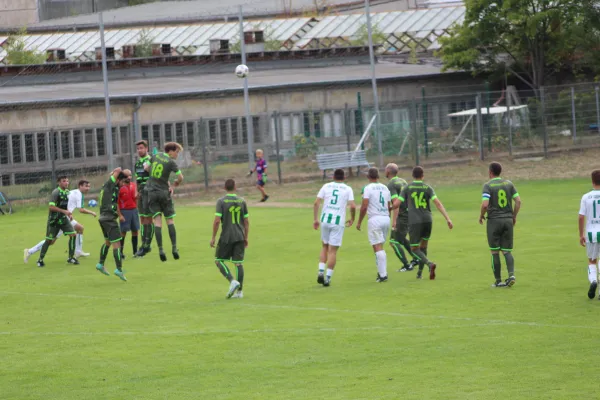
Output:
[412, 166, 424, 179]
[135, 140, 148, 148]
[78, 180, 89, 187]
[489, 162, 502, 177]
[368, 167, 379, 180]
[57, 175, 68, 182]
[164, 142, 183, 153]
[333, 168, 345, 181]
[592, 170, 600, 186]
[225, 179, 236, 191]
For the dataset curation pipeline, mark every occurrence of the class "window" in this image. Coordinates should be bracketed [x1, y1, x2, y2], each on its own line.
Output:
[208, 120, 217, 146]
[354, 110, 363, 136]
[97, 128, 106, 156]
[12, 134, 22, 163]
[25, 134, 35, 162]
[186, 122, 195, 147]
[241, 118, 248, 144]
[85, 129, 95, 157]
[120, 126, 130, 154]
[50, 131, 59, 160]
[219, 119, 229, 146]
[176, 123, 184, 145]
[314, 113, 322, 138]
[253, 116, 261, 143]
[152, 124, 161, 148]
[165, 123, 173, 142]
[60, 131, 70, 159]
[0, 135, 8, 164]
[141, 125, 150, 143]
[73, 130, 82, 158]
[37, 133, 47, 161]
[111, 127, 118, 155]
[303, 112, 310, 137]
[231, 118, 239, 145]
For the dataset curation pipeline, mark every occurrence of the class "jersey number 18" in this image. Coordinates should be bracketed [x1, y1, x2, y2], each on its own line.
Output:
[151, 162, 164, 179]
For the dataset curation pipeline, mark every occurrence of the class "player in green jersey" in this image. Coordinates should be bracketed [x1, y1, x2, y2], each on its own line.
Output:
[479, 162, 521, 287]
[398, 166, 453, 280]
[210, 179, 249, 299]
[95, 167, 129, 281]
[385, 163, 417, 272]
[36, 176, 78, 267]
[143, 142, 184, 261]
[134, 140, 154, 256]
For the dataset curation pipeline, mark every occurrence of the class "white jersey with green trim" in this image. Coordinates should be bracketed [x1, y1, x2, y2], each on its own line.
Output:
[362, 182, 391, 218]
[579, 190, 600, 243]
[67, 189, 84, 213]
[317, 182, 354, 226]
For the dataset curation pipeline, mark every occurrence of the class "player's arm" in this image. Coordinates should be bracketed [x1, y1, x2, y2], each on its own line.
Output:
[79, 207, 96, 217]
[579, 197, 587, 246]
[347, 200, 356, 227]
[390, 196, 400, 229]
[512, 195, 521, 226]
[433, 197, 453, 230]
[313, 197, 322, 230]
[173, 170, 184, 187]
[244, 215, 250, 248]
[357, 198, 369, 231]
[112, 167, 122, 180]
[210, 200, 223, 247]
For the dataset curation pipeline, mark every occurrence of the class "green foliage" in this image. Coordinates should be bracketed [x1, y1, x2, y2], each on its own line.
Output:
[128, 0, 158, 5]
[438, 0, 600, 89]
[5, 27, 46, 66]
[549, 88, 598, 133]
[350, 23, 387, 47]
[134, 29, 153, 58]
[408, 42, 418, 64]
[293, 134, 319, 158]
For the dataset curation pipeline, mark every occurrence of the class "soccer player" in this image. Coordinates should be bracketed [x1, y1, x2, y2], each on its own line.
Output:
[210, 179, 249, 299]
[578, 170, 600, 299]
[357, 168, 392, 282]
[24, 179, 96, 263]
[134, 140, 154, 257]
[313, 168, 356, 287]
[117, 169, 140, 258]
[35, 176, 78, 267]
[385, 163, 417, 272]
[248, 149, 269, 202]
[398, 166, 453, 280]
[144, 142, 184, 261]
[95, 167, 128, 281]
[479, 162, 521, 288]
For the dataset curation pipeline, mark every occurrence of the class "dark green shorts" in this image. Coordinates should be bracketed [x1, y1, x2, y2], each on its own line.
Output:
[408, 222, 432, 247]
[137, 187, 150, 217]
[487, 218, 513, 251]
[215, 240, 245, 263]
[46, 219, 75, 240]
[390, 217, 409, 243]
[99, 219, 122, 243]
[147, 189, 176, 218]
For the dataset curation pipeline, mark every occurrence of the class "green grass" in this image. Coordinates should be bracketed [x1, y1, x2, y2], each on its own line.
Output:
[0, 177, 596, 399]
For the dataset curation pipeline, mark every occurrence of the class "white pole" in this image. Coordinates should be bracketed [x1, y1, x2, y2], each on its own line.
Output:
[365, 0, 382, 168]
[239, 6, 254, 170]
[99, 12, 114, 170]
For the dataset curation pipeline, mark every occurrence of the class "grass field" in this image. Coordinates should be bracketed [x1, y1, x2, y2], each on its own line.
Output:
[1, 170, 597, 399]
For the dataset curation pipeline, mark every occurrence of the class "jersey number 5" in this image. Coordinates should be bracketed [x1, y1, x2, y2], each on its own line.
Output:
[411, 192, 427, 209]
[229, 206, 241, 224]
[151, 162, 164, 179]
[331, 189, 339, 205]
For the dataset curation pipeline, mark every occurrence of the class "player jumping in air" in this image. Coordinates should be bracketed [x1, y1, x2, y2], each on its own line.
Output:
[25, 179, 96, 263]
[144, 142, 184, 261]
[134, 140, 154, 257]
[35, 176, 79, 267]
[210, 179, 249, 299]
[398, 166, 453, 280]
[578, 170, 600, 299]
[479, 162, 521, 288]
[357, 168, 392, 282]
[313, 168, 356, 287]
[96, 168, 129, 281]
[118, 170, 140, 259]
[248, 149, 269, 202]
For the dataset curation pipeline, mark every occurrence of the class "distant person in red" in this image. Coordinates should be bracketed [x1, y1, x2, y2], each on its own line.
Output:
[118, 169, 140, 258]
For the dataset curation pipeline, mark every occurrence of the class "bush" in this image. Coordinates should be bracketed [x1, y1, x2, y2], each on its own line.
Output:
[5, 27, 46, 65]
[293, 135, 319, 159]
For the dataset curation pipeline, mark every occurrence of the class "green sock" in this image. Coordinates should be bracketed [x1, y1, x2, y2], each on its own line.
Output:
[99, 244, 109, 264]
[40, 240, 51, 260]
[390, 241, 409, 267]
[492, 253, 502, 281]
[68, 236, 76, 258]
[413, 248, 431, 267]
[217, 261, 233, 282]
[504, 253, 515, 276]
[113, 248, 122, 271]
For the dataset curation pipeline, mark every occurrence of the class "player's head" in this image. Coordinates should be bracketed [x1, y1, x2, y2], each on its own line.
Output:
[165, 142, 183, 159]
[120, 169, 132, 186]
[385, 163, 398, 179]
[489, 162, 502, 178]
[412, 166, 424, 180]
[57, 175, 69, 189]
[333, 168, 345, 182]
[78, 180, 91, 193]
[224, 179, 236, 192]
[256, 149, 263, 158]
[592, 170, 600, 187]
[136, 140, 148, 157]
[367, 167, 379, 182]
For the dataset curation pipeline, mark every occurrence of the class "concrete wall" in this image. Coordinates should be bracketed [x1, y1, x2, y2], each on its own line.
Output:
[0, 0, 38, 26]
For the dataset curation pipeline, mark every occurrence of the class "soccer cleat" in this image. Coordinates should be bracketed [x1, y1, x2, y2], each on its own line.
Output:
[36, 259, 45, 268]
[259, 198, 266, 203]
[231, 291, 244, 299]
[323, 277, 331, 287]
[408, 260, 418, 270]
[172, 249, 180, 260]
[429, 263, 437, 280]
[114, 269, 127, 282]
[376, 274, 388, 283]
[416, 273, 422, 279]
[67, 258, 80, 265]
[121, 253, 126, 260]
[24, 249, 30, 264]
[227, 280, 241, 298]
[492, 280, 508, 287]
[588, 281, 598, 299]
[96, 264, 110, 276]
[75, 251, 90, 258]
[506, 276, 516, 288]
[264, 195, 270, 202]
[397, 266, 410, 272]
[317, 273, 325, 284]
[134, 247, 146, 258]
[159, 250, 167, 262]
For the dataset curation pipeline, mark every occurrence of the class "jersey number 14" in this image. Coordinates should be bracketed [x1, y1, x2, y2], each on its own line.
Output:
[411, 192, 427, 209]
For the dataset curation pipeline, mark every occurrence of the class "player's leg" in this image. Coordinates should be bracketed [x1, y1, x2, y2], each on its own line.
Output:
[130, 209, 140, 255]
[318, 225, 330, 284]
[61, 221, 78, 264]
[390, 224, 410, 271]
[106, 220, 126, 281]
[119, 210, 130, 258]
[501, 219, 515, 286]
[257, 180, 268, 201]
[37, 223, 60, 267]
[25, 238, 48, 263]
[587, 241, 599, 299]
[96, 221, 111, 275]
[487, 219, 503, 286]
[410, 224, 432, 279]
[165, 198, 178, 259]
[214, 241, 240, 298]
[369, 217, 388, 282]
[323, 226, 344, 286]
[231, 242, 245, 298]
[72, 221, 87, 257]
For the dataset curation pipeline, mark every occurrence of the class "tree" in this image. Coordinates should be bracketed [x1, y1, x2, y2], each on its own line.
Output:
[5, 27, 46, 65]
[438, 0, 600, 91]
[350, 23, 387, 48]
[134, 29, 153, 58]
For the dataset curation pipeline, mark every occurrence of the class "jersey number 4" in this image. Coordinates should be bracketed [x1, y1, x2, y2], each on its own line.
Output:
[411, 192, 427, 209]
[151, 162, 164, 179]
[229, 206, 242, 224]
[379, 192, 386, 207]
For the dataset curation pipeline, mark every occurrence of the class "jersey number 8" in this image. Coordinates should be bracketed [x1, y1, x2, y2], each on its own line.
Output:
[498, 189, 508, 207]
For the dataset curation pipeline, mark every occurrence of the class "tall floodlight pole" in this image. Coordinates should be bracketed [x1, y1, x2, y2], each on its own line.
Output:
[99, 12, 114, 170]
[239, 6, 255, 170]
[365, 0, 382, 168]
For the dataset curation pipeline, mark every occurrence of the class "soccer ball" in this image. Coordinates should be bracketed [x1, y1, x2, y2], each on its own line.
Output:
[235, 64, 249, 78]
[88, 199, 98, 207]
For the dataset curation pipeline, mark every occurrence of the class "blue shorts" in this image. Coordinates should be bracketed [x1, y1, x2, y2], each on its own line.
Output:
[120, 209, 140, 233]
[257, 176, 267, 187]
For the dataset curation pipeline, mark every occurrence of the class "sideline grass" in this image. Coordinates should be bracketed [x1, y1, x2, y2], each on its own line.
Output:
[0, 177, 596, 399]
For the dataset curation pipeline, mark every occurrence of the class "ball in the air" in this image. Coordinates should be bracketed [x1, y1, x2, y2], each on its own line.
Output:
[88, 199, 98, 207]
[235, 64, 249, 78]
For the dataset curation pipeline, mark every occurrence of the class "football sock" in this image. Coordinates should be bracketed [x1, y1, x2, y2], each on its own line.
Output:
[217, 261, 233, 282]
[149, 224, 155, 247]
[68, 236, 76, 258]
[140, 224, 145, 244]
[588, 264, 598, 283]
[155, 226, 163, 250]
[99, 244, 109, 264]
[236, 264, 245, 290]
[40, 240, 51, 260]
[318, 262, 326, 274]
[412, 249, 431, 267]
[400, 237, 417, 261]
[390, 241, 409, 267]
[75, 234, 83, 254]
[132, 235, 138, 254]
[141, 223, 149, 247]
[113, 248, 122, 271]
[504, 252, 515, 276]
[422, 247, 428, 256]
[492, 253, 502, 281]
[120, 236, 125, 251]
[326, 268, 334, 279]
[375, 250, 387, 277]
[168, 224, 177, 248]
[30, 239, 45, 255]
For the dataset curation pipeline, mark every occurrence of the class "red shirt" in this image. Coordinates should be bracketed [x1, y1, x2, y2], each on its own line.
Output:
[118, 182, 137, 210]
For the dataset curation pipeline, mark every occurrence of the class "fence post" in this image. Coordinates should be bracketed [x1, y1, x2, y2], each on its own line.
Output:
[422, 86, 428, 158]
[99, 12, 114, 171]
[49, 129, 57, 184]
[274, 111, 283, 185]
[485, 81, 491, 152]
[571, 86, 577, 143]
[344, 103, 353, 177]
[476, 94, 484, 161]
[199, 118, 209, 191]
[507, 89, 512, 156]
[410, 99, 419, 165]
[540, 86, 548, 158]
[595, 86, 600, 134]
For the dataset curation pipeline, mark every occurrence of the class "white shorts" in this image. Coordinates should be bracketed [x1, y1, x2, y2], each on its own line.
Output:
[321, 223, 345, 247]
[368, 216, 390, 245]
[587, 242, 600, 260]
[56, 220, 79, 238]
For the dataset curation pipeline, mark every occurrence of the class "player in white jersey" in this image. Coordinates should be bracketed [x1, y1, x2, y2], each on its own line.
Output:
[578, 170, 600, 299]
[313, 168, 356, 287]
[356, 168, 392, 282]
[24, 180, 96, 263]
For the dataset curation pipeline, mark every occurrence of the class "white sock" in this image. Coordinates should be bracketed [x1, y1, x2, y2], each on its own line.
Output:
[376, 250, 387, 277]
[75, 234, 83, 253]
[588, 264, 597, 283]
[28, 240, 46, 255]
[318, 262, 326, 274]
[326, 268, 334, 279]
